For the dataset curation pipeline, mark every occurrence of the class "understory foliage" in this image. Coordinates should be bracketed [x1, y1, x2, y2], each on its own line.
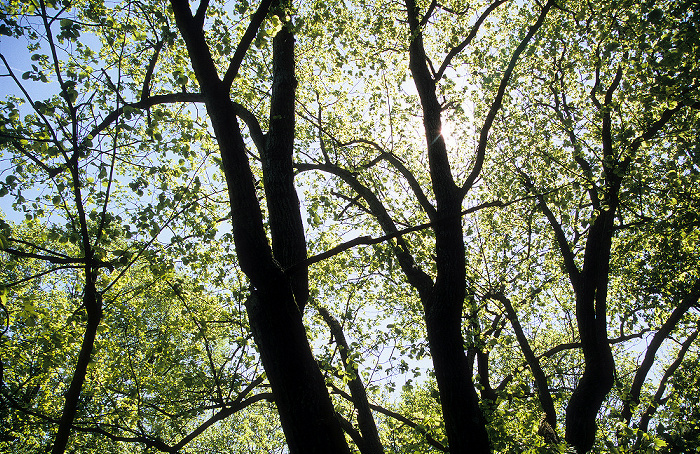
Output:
[1, 0, 698, 452]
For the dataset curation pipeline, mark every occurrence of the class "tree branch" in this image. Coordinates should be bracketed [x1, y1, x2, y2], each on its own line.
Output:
[317, 306, 384, 454]
[638, 328, 698, 432]
[330, 384, 448, 452]
[622, 277, 700, 422]
[435, 0, 508, 81]
[485, 292, 557, 431]
[461, 0, 555, 196]
[222, 0, 274, 89]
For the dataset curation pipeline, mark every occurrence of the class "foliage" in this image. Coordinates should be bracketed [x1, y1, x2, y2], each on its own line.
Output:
[1, 0, 699, 452]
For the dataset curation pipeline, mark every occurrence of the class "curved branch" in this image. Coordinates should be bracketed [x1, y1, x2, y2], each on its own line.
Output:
[298, 112, 438, 219]
[290, 199, 505, 272]
[231, 102, 265, 153]
[87, 92, 204, 142]
[296, 162, 434, 298]
[318, 306, 383, 454]
[537, 330, 650, 360]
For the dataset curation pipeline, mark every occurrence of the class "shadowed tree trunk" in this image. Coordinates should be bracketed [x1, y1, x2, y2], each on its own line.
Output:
[170, 1, 350, 452]
[402, 1, 554, 451]
[537, 66, 693, 453]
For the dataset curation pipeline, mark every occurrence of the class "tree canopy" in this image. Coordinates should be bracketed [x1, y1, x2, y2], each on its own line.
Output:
[1, 0, 698, 452]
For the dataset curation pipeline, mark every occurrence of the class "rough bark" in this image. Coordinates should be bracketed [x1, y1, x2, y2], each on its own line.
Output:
[262, 22, 309, 310]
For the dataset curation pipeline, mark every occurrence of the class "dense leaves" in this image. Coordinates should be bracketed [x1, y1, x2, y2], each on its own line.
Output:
[1, 0, 698, 452]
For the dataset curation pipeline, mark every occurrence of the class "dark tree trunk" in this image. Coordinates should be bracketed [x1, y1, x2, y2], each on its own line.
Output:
[170, 1, 350, 452]
[262, 23, 309, 311]
[402, 0, 490, 447]
[52, 283, 101, 454]
[399, 0, 552, 449]
[559, 74, 687, 452]
[246, 286, 350, 454]
[564, 205, 616, 454]
[425, 210, 490, 454]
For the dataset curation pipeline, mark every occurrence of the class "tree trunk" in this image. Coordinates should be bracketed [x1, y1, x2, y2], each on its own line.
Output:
[52, 283, 101, 454]
[425, 213, 490, 454]
[170, 1, 351, 452]
[247, 287, 350, 453]
[565, 214, 615, 453]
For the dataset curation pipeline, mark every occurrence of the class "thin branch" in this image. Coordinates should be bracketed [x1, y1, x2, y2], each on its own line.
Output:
[173, 379, 270, 450]
[0, 54, 66, 158]
[435, 0, 508, 81]
[537, 330, 650, 360]
[622, 277, 700, 422]
[140, 40, 165, 101]
[6, 238, 72, 259]
[330, 384, 448, 452]
[3, 264, 83, 288]
[231, 101, 265, 153]
[3, 247, 83, 265]
[638, 328, 699, 432]
[296, 161, 434, 298]
[419, 0, 438, 25]
[87, 92, 203, 141]
[288, 199, 507, 272]
[222, 0, 274, 89]
[461, 0, 555, 196]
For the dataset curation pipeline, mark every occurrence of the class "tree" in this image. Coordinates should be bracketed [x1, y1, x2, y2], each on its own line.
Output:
[477, 0, 699, 450]
[1, 0, 270, 451]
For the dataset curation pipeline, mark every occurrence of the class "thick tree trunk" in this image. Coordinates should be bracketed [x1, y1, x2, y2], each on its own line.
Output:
[565, 214, 615, 453]
[170, 2, 351, 452]
[262, 24, 309, 310]
[425, 308, 489, 454]
[564, 324, 614, 453]
[247, 286, 350, 454]
[426, 214, 490, 454]
[402, 0, 490, 447]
